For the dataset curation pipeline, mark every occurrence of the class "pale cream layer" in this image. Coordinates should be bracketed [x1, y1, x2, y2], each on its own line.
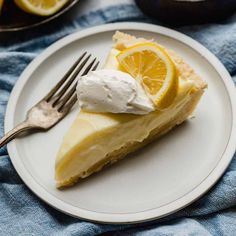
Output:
[55, 79, 193, 182]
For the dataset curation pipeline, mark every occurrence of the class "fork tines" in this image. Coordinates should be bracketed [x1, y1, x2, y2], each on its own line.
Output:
[44, 52, 99, 112]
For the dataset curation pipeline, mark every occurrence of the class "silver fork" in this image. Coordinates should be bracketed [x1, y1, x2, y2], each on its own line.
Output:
[0, 52, 99, 149]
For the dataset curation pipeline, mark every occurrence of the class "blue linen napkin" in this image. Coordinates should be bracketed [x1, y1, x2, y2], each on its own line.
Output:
[0, 4, 236, 236]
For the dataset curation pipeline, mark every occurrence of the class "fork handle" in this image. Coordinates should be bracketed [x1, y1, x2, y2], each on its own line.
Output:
[0, 121, 36, 149]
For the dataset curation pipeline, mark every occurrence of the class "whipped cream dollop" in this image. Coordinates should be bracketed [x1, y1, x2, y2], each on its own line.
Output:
[77, 69, 154, 115]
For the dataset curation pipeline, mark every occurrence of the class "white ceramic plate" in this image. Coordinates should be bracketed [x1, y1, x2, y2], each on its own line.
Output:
[5, 23, 236, 224]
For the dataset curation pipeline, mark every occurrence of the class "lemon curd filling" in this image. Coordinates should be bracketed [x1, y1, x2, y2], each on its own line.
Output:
[55, 32, 207, 188]
[55, 81, 192, 185]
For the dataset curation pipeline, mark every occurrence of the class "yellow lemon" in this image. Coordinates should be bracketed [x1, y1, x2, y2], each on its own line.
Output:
[117, 42, 178, 109]
[14, 0, 69, 16]
[0, 0, 4, 14]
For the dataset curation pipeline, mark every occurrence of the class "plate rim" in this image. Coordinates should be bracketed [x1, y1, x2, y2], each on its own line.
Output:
[4, 22, 236, 224]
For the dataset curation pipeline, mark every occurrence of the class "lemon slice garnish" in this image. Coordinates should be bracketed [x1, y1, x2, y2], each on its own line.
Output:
[117, 42, 178, 109]
[14, 0, 69, 16]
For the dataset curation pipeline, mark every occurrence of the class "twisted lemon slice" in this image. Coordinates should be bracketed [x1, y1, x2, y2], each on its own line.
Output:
[117, 43, 178, 109]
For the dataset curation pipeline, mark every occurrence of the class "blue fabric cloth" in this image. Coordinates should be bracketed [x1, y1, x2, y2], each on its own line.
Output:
[0, 4, 236, 236]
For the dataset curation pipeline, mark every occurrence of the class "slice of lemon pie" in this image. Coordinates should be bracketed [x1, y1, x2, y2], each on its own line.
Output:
[55, 31, 207, 188]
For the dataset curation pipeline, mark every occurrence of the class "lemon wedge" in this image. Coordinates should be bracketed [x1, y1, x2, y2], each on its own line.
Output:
[0, 0, 4, 14]
[117, 42, 178, 109]
[14, 0, 69, 16]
